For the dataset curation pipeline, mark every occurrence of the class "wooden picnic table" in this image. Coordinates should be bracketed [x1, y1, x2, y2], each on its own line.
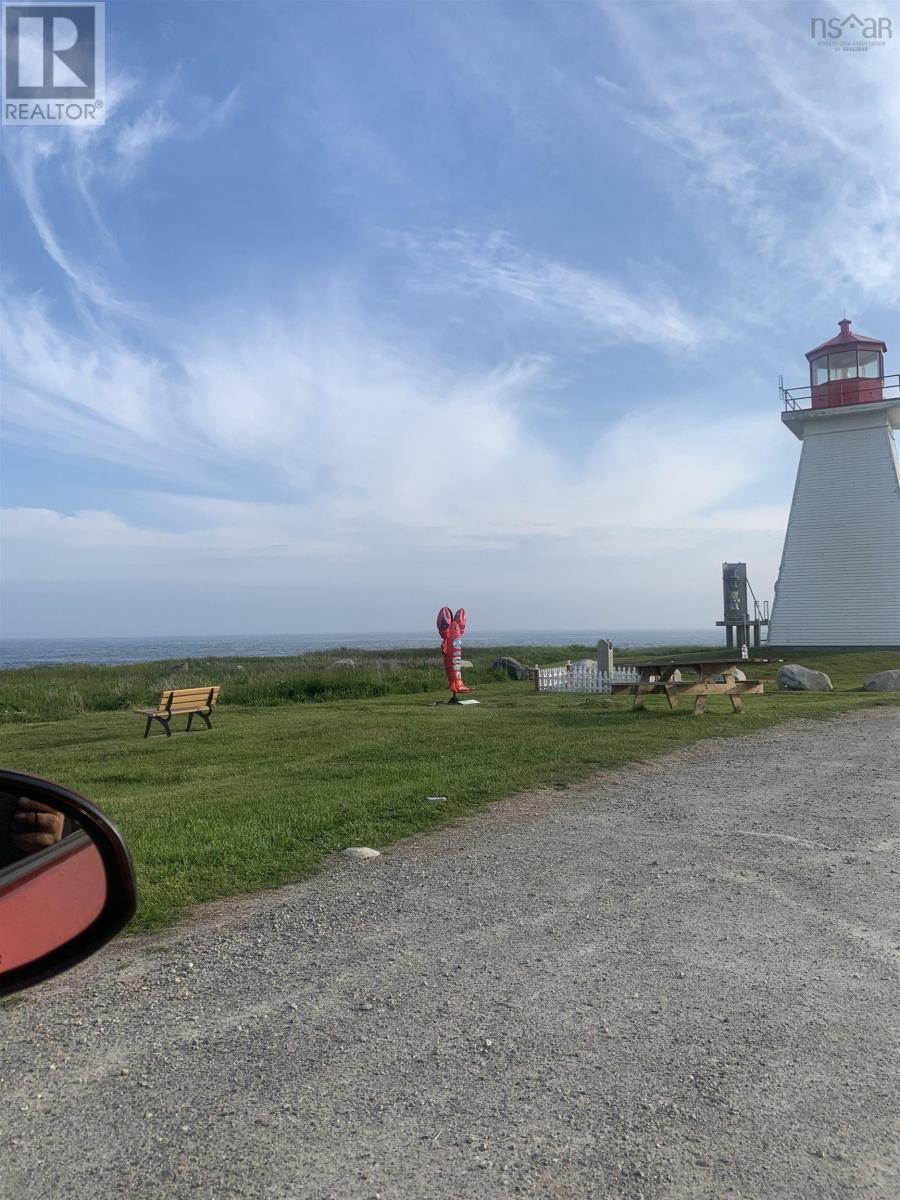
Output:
[611, 659, 765, 715]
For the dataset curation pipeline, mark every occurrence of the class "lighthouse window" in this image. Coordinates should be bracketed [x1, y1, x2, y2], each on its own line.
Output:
[811, 356, 828, 386]
[858, 350, 881, 378]
[828, 351, 858, 380]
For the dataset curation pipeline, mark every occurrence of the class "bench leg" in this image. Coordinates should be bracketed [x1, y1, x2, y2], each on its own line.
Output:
[184, 711, 212, 732]
[145, 715, 171, 737]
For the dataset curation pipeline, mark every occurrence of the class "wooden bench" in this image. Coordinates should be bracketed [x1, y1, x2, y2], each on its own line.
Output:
[137, 687, 221, 738]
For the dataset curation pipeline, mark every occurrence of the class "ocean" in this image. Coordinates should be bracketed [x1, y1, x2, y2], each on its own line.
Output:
[0, 630, 724, 669]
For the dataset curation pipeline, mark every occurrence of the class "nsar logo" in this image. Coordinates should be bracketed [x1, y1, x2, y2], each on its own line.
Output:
[810, 12, 893, 48]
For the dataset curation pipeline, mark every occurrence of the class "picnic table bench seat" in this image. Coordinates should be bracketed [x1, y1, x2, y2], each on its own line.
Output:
[136, 686, 221, 738]
[610, 660, 764, 715]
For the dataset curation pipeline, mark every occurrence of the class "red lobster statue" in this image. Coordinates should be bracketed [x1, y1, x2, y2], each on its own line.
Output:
[437, 606, 472, 696]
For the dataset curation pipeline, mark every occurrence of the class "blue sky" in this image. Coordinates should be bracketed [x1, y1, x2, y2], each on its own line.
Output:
[2, 0, 898, 637]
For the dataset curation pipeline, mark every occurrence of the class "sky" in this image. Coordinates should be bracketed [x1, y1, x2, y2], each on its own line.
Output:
[1, 0, 898, 638]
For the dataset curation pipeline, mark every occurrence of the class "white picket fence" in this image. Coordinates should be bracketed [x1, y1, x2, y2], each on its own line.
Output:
[534, 664, 642, 694]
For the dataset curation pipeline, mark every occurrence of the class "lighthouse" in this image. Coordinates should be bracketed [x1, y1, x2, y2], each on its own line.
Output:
[768, 319, 900, 647]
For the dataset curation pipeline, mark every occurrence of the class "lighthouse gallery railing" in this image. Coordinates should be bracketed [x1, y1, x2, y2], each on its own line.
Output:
[780, 373, 900, 412]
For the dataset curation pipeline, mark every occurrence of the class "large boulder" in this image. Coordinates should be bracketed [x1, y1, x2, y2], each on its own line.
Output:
[491, 656, 531, 680]
[863, 669, 900, 692]
[777, 664, 833, 692]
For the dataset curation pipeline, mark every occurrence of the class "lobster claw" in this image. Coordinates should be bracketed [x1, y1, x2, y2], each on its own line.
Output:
[454, 608, 466, 636]
[436, 606, 453, 637]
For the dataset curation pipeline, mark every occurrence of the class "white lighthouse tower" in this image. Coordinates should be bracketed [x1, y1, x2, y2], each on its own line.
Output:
[768, 319, 900, 647]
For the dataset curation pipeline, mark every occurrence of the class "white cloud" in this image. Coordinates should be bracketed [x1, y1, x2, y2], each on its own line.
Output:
[1, 280, 786, 542]
[2, 134, 129, 315]
[600, 1, 900, 301]
[1, 493, 787, 635]
[3, 11, 815, 635]
[1, 70, 240, 313]
[428, 1, 898, 310]
[1, 234, 787, 633]
[2, 225, 790, 629]
[112, 106, 177, 180]
[398, 229, 706, 350]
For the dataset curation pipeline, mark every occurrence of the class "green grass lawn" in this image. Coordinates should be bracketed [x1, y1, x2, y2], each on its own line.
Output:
[1, 647, 897, 932]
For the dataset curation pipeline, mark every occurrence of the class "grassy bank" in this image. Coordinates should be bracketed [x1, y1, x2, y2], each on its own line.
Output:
[1, 646, 897, 932]
[0, 643, 719, 723]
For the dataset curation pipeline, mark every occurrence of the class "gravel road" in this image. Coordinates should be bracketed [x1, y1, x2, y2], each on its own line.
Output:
[2, 710, 898, 1200]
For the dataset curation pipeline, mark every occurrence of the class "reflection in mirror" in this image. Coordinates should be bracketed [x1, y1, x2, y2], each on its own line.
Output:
[0, 791, 109, 977]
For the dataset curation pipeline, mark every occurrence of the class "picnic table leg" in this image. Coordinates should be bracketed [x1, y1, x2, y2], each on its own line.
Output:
[693, 694, 707, 715]
[664, 683, 678, 710]
[730, 693, 745, 714]
[633, 671, 657, 710]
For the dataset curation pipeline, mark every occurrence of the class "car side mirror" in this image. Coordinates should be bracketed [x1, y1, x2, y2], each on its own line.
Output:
[0, 770, 137, 997]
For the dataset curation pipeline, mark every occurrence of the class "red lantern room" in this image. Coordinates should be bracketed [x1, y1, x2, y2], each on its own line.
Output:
[805, 318, 886, 409]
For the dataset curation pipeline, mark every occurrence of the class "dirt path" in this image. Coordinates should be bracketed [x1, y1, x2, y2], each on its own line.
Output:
[2, 710, 898, 1200]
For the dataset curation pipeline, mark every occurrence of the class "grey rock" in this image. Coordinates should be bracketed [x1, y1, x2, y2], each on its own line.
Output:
[491, 656, 531, 680]
[713, 668, 746, 682]
[777, 664, 833, 691]
[340, 847, 381, 859]
[863, 669, 900, 692]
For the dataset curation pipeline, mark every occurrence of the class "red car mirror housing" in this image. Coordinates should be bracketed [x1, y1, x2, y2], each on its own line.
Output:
[0, 770, 138, 997]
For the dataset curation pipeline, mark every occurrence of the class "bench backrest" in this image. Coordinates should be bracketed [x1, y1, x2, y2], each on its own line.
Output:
[156, 686, 221, 714]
